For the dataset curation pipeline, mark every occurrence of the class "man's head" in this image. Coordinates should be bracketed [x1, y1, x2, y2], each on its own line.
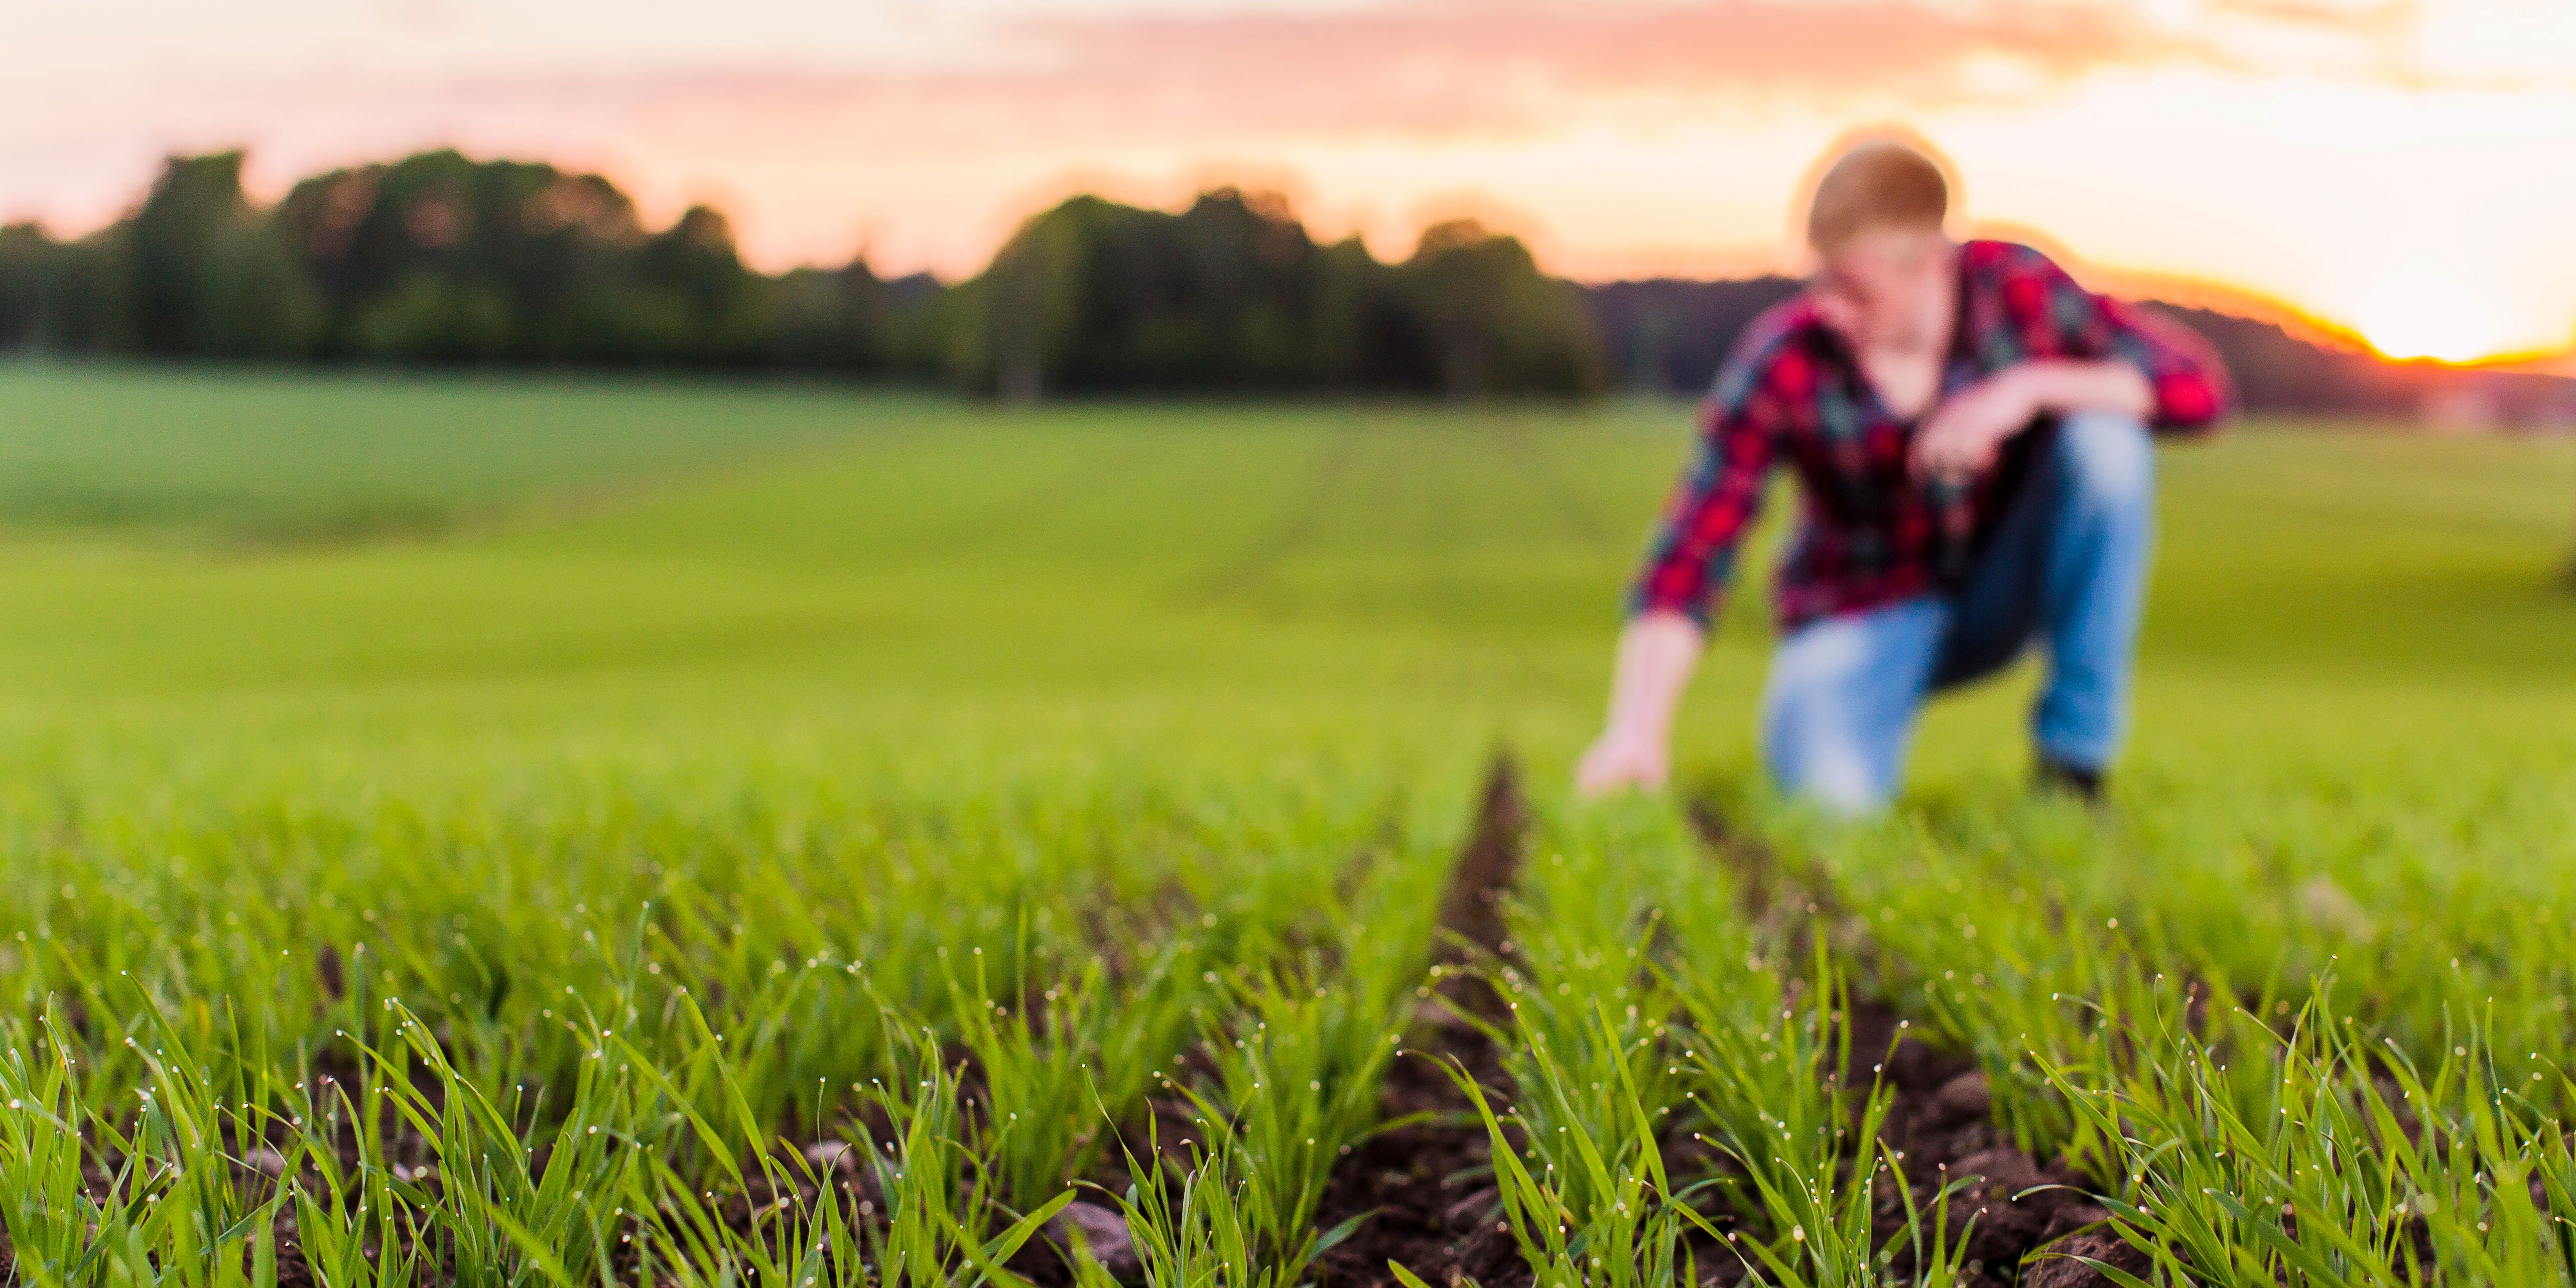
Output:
[1803, 139, 1957, 353]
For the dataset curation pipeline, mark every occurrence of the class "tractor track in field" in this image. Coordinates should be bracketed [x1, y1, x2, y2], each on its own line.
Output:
[1491, 417, 1612, 552]
[1179, 420, 1365, 607]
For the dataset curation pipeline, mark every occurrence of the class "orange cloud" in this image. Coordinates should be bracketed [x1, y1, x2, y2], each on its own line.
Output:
[3, 0, 2214, 231]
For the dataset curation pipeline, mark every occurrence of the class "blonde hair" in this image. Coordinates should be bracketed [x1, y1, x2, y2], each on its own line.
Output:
[1804, 139, 1950, 255]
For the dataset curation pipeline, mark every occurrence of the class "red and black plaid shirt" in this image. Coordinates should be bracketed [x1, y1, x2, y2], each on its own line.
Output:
[1630, 239, 2231, 632]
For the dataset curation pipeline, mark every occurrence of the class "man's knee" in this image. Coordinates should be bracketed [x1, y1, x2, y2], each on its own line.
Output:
[1760, 607, 1939, 814]
[2056, 410, 2154, 510]
[1766, 723, 1886, 814]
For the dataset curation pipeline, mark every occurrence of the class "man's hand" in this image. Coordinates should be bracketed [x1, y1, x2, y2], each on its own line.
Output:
[1913, 360, 2157, 481]
[1911, 368, 2037, 481]
[1576, 612, 1704, 798]
[1577, 726, 1671, 796]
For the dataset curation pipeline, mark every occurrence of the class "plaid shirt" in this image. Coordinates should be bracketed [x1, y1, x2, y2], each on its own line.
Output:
[1630, 239, 2231, 632]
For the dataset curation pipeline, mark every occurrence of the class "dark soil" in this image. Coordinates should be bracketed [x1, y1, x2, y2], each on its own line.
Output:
[2020, 1227, 2154, 1288]
[1311, 754, 1531, 1288]
[1682, 793, 1856, 949]
[1683, 795, 1790, 924]
[1310, 1039, 1525, 1288]
[1435, 756, 1528, 974]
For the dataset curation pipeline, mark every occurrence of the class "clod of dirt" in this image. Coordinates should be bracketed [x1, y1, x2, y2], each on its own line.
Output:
[1923, 1070, 1992, 1132]
[1049, 1199, 1142, 1282]
[1860, 1035, 2114, 1285]
[1884, 1036, 1973, 1094]
[2039, 1199, 2115, 1245]
[2020, 1226, 2152, 1288]
[1309, 1052, 1507, 1287]
[1940, 1148, 2094, 1276]
[803, 1139, 858, 1173]
[1843, 1008, 1932, 1083]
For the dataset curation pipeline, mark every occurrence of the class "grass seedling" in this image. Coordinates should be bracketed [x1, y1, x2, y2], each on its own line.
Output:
[366, 999, 641, 1287]
[2032, 982, 2576, 1287]
[1426, 1000, 1707, 1287]
[952, 933, 1206, 1218]
[1670, 951, 1935, 1288]
[858, 1024, 1068, 1288]
[1185, 955, 1406, 1272]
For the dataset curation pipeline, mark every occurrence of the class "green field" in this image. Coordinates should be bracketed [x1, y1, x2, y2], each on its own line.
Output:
[2, 364, 2575, 1285]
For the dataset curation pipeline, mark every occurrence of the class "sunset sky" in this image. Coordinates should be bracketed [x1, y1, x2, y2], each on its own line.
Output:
[10, 0, 2576, 363]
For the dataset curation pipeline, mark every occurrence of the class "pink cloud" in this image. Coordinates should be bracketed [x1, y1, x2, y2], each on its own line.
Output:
[613, 0, 2219, 153]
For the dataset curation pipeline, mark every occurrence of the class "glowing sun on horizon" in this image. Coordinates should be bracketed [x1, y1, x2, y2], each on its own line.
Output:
[2352, 257, 2508, 364]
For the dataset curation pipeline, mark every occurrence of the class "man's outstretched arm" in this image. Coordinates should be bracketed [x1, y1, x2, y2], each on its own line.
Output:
[1578, 381, 1777, 797]
[1576, 611, 1706, 794]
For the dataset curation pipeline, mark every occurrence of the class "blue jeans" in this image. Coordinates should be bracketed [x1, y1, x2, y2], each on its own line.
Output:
[1760, 411, 2156, 812]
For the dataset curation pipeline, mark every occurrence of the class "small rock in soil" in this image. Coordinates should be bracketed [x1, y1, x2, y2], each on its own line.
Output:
[1443, 1216, 1532, 1288]
[2039, 1200, 2114, 1244]
[1442, 1185, 1499, 1232]
[803, 1140, 858, 1173]
[1051, 1199, 1142, 1282]
[1925, 1070, 1991, 1129]
[1699, 1251, 1753, 1288]
[244, 1147, 289, 1177]
[2021, 1227, 2152, 1288]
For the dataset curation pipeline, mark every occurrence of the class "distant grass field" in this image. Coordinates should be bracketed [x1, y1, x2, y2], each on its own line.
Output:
[1, 365, 2568, 796]
[3, 363, 2575, 1283]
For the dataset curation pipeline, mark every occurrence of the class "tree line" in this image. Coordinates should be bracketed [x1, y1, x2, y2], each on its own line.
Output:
[0, 150, 1604, 398]
[6, 148, 2569, 419]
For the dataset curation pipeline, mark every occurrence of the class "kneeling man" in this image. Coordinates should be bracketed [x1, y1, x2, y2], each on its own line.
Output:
[1578, 139, 2232, 811]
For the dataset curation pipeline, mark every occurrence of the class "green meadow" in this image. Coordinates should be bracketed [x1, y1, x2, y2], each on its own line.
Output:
[2, 363, 2575, 1285]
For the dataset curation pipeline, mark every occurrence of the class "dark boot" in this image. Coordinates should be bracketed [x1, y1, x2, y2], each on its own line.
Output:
[2034, 754, 2104, 805]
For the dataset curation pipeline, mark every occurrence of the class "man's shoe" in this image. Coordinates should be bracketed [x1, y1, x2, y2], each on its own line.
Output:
[2034, 755, 2104, 804]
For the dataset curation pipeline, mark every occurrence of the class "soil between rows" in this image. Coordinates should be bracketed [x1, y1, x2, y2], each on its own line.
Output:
[1309, 758, 1528, 1287]
[1284, 769, 2138, 1288]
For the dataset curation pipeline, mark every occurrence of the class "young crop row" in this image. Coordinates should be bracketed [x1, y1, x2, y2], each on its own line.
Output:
[1, 763, 2573, 1286]
[0, 772, 1444, 1283]
[1729, 766, 2576, 1286]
